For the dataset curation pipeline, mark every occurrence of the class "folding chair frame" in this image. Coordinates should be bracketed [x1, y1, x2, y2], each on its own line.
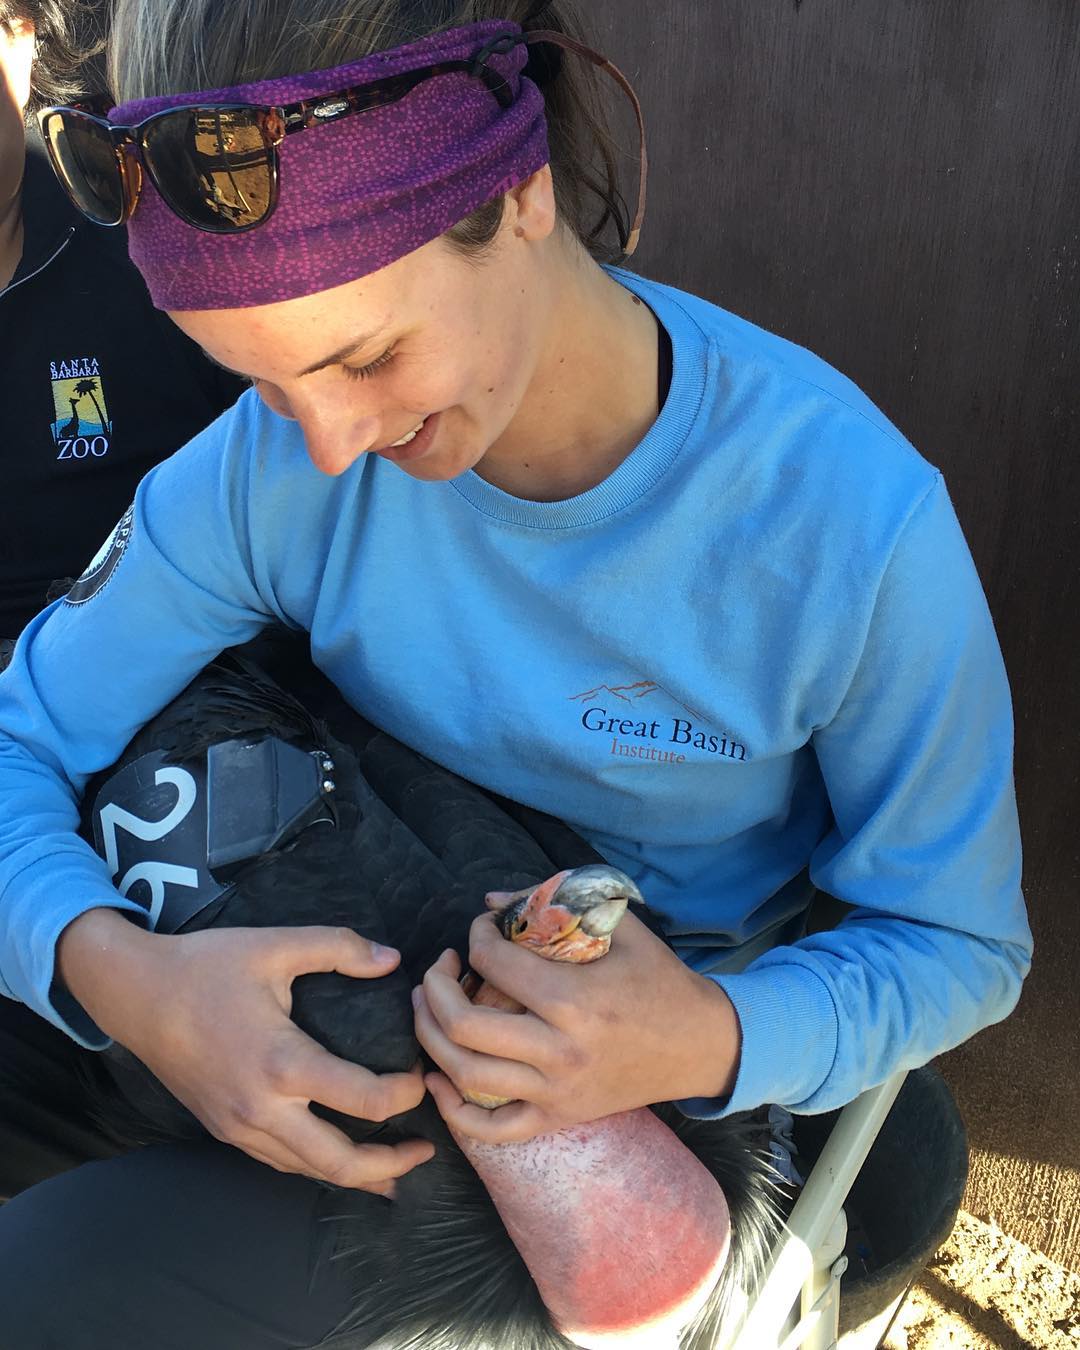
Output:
[719, 1071, 909, 1350]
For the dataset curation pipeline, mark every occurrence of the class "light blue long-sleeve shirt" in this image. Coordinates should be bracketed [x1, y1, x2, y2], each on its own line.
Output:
[0, 269, 1031, 1116]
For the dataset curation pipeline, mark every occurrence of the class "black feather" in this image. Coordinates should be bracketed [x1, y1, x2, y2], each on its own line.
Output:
[320, 1104, 782, 1350]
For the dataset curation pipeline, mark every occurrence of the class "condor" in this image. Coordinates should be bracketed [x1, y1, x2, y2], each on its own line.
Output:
[78, 637, 780, 1350]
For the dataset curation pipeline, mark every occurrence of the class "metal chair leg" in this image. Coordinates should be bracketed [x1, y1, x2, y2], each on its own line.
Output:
[719, 1071, 908, 1350]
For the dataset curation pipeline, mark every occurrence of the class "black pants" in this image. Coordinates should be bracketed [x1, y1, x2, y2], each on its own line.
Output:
[0, 998, 360, 1349]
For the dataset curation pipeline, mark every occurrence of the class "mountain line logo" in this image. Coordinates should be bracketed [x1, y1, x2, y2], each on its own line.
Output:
[568, 682, 747, 764]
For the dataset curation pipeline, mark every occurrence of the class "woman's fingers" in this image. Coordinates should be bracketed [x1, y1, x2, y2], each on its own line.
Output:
[233, 1109, 433, 1195]
[424, 1071, 551, 1144]
[270, 1028, 427, 1122]
[260, 925, 402, 989]
[413, 984, 548, 1104]
[273, 1104, 435, 1191]
[204, 1029, 433, 1193]
[464, 913, 586, 1012]
[418, 955, 561, 1065]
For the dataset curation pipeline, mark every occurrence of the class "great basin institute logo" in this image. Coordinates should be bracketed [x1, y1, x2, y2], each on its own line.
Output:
[569, 681, 747, 767]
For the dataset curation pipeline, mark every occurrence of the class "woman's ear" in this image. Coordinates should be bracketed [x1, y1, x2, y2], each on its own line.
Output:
[0, 16, 37, 117]
[506, 164, 557, 242]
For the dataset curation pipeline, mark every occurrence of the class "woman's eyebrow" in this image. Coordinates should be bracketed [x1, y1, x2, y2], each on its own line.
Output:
[199, 325, 389, 382]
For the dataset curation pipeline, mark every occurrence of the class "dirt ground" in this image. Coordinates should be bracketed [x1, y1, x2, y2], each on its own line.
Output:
[883, 1212, 1080, 1350]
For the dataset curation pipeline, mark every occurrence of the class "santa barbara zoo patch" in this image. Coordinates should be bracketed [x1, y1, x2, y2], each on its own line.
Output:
[65, 503, 135, 605]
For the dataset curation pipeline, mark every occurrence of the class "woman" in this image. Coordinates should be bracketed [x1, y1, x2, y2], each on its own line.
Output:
[0, 0, 246, 651]
[0, 1, 1031, 1346]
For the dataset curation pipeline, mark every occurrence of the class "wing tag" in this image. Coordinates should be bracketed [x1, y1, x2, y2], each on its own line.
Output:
[90, 736, 337, 932]
[91, 750, 227, 932]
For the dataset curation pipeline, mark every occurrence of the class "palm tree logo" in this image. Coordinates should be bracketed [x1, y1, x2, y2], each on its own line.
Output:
[73, 378, 112, 437]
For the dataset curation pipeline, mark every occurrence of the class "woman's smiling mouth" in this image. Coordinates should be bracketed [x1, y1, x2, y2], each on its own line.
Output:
[389, 418, 426, 448]
[376, 412, 441, 462]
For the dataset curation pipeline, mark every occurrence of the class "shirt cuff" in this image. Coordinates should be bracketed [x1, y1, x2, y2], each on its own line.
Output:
[48, 971, 110, 1048]
[0, 852, 149, 1048]
[677, 962, 839, 1117]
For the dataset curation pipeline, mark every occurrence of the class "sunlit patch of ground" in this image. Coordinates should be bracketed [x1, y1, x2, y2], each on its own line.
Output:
[884, 1212, 1080, 1349]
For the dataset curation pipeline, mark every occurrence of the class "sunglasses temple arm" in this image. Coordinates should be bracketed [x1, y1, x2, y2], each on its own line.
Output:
[524, 29, 648, 256]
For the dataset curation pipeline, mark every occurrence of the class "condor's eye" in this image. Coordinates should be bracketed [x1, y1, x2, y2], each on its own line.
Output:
[342, 350, 395, 381]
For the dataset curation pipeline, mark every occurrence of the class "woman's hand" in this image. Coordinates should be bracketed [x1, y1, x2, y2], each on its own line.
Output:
[414, 909, 741, 1144]
[57, 909, 433, 1195]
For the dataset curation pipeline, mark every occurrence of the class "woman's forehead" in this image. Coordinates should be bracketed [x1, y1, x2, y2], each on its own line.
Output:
[169, 240, 453, 373]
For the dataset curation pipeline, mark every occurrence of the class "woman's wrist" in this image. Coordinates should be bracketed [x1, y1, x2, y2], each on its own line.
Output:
[681, 973, 742, 1103]
[55, 907, 169, 1047]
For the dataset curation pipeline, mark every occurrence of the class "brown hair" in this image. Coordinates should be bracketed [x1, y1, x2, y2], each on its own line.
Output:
[106, 0, 631, 262]
[1, 0, 106, 117]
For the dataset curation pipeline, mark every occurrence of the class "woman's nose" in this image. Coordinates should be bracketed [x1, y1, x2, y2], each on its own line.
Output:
[301, 416, 380, 476]
[256, 383, 379, 476]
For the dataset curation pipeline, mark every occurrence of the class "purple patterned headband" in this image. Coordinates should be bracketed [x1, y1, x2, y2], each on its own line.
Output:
[110, 22, 551, 310]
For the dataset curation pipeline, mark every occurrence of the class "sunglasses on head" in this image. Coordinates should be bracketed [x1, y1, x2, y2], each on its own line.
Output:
[38, 30, 647, 252]
[36, 49, 517, 235]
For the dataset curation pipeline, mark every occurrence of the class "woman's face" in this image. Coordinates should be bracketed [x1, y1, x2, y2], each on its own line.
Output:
[170, 176, 559, 483]
[0, 17, 35, 210]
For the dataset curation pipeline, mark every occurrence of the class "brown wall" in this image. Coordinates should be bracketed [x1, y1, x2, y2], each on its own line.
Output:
[584, 1, 1080, 1264]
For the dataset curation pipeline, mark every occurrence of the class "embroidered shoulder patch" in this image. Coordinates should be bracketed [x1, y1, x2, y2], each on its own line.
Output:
[50, 357, 113, 460]
[65, 503, 135, 605]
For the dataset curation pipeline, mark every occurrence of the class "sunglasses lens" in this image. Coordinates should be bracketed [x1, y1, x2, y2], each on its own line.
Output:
[142, 108, 276, 233]
[41, 111, 126, 225]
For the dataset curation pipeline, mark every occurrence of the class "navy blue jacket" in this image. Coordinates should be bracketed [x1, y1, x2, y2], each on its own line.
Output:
[0, 136, 246, 636]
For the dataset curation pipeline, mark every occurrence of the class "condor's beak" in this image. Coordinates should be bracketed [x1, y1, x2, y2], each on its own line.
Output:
[552, 864, 644, 937]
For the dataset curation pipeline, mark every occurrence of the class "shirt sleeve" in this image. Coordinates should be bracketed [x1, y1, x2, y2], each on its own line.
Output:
[0, 395, 278, 1046]
[689, 474, 1031, 1116]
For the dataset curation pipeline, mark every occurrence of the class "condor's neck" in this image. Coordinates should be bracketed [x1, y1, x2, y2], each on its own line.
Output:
[452, 1107, 731, 1349]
